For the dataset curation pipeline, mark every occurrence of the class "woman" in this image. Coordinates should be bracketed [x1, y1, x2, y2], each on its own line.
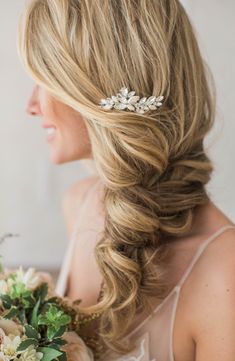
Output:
[17, 0, 235, 360]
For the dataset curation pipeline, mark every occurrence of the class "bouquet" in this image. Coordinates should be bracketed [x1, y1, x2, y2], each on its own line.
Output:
[0, 234, 103, 361]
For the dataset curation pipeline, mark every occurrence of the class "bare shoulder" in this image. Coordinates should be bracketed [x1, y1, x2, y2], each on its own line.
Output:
[62, 175, 100, 237]
[186, 225, 235, 360]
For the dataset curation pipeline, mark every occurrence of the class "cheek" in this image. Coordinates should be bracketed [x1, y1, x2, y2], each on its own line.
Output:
[59, 106, 87, 135]
[53, 112, 92, 162]
[42, 95, 92, 162]
[39, 90, 61, 125]
[64, 117, 90, 147]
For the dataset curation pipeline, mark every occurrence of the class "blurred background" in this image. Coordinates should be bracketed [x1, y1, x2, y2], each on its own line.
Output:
[0, 0, 234, 273]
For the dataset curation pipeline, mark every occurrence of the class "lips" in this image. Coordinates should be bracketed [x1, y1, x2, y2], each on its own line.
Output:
[42, 124, 56, 129]
[42, 124, 57, 142]
[46, 128, 56, 135]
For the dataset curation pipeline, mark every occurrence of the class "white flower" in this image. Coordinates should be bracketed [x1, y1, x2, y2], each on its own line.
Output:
[21, 268, 41, 290]
[0, 350, 10, 361]
[0, 323, 24, 361]
[0, 281, 8, 295]
[18, 345, 43, 361]
[0, 334, 21, 359]
[10, 267, 41, 290]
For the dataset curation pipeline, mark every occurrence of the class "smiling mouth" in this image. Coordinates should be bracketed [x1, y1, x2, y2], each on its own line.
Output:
[46, 127, 56, 135]
[45, 127, 57, 142]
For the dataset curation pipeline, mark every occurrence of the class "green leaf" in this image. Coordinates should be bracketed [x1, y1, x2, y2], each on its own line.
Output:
[31, 297, 41, 329]
[35, 283, 48, 303]
[47, 343, 60, 350]
[22, 299, 30, 308]
[58, 351, 67, 361]
[17, 338, 38, 352]
[38, 305, 70, 329]
[51, 338, 67, 346]
[38, 315, 48, 325]
[47, 327, 58, 341]
[25, 325, 39, 340]
[37, 347, 62, 361]
[57, 315, 71, 326]
[0, 294, 12, 309]
[4, 306, 18, 319]
[9, 282, 29, 299]
[39, 283, 48, 302]
[23, 295, 35, 308]
[18, 309, 26, 323]
[53, 326, 66, 339]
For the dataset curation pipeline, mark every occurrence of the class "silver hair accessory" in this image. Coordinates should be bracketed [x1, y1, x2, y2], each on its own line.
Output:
[99, 86, 164, 114]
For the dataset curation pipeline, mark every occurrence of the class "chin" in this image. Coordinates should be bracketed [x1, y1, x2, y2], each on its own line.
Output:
[49, 149, 70, 164]
[49, 154, 66, 164]
[49, 150, 92, 164]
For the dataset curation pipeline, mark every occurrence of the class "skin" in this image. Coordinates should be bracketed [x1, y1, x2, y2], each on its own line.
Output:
[26, 83, 235, 361]
[26, 84, 93, 164]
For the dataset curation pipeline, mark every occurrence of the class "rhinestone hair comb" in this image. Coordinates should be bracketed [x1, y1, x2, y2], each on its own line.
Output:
[99, 86, 164, 114]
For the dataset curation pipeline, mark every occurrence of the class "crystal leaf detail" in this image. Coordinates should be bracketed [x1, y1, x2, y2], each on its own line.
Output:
[128, 91, 136, 97]
[99, 87, 164, 113]
[128, 96, 140, 104]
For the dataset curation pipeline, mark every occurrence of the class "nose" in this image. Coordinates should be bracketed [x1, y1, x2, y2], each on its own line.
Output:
[25, 85, 41, 116]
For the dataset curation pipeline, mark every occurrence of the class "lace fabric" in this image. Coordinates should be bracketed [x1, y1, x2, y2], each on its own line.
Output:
[104, 332, 155, 361]
[101, 332, 155, 361]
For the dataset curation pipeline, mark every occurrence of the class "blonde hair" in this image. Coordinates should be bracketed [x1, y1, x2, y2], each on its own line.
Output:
[17, 0, 216, 356]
